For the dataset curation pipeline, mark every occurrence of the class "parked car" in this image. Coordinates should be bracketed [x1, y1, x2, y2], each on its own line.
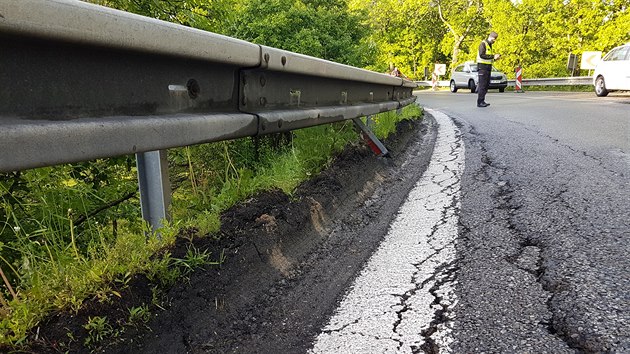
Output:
[593, 43, 630, 97]
[450, 62, 508, 93]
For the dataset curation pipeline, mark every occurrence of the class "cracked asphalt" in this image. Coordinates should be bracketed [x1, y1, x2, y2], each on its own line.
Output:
[416, 91, 629, 353]
[311, 109, 464, 353]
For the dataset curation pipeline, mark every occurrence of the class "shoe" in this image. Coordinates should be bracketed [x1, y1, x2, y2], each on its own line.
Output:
[477, 103, 489, 107]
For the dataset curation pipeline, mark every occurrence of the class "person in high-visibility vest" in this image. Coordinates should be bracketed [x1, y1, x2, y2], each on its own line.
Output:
[476, 31, 501, 107]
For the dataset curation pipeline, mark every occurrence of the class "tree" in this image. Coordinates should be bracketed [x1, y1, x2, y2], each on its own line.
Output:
[350, 0, 449, 79]
[485, 0, 630, 78]
[227, 0, 373, 67]
[86, 0, 236, 33]
[434, 0, 488, 68]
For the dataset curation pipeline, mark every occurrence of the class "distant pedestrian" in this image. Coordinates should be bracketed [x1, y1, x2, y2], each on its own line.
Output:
[390, 66, 408, 79]
[476, 31, 501, 107]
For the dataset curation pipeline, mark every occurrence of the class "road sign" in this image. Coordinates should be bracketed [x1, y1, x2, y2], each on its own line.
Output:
[515, 66, 524, 93]
[434, 63, 446, 76]
[581, 51, 602, 70]
[567, 53, 578, 70]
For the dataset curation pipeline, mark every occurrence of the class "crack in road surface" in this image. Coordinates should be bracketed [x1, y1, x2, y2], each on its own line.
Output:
[310, 109, 464, 354]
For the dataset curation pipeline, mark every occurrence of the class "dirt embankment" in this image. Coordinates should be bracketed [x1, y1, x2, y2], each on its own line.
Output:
[31, 114, 437, 353]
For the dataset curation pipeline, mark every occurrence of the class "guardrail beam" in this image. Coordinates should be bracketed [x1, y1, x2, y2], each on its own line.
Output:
[0, 0, 418, 232]
[415, 77, 592, 88]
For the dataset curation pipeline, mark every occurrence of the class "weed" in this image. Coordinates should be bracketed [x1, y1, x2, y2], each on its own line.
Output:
[127, 305, 151, 326]
[83, 316, 113, 348]
[171, 246, 213, 275]
[146, 254, 181, 288]
[114, 271, 132, 289]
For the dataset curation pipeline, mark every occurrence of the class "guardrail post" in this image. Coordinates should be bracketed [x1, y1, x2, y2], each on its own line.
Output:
[353, 116, 389, 157]
[136, 150, 171, 233]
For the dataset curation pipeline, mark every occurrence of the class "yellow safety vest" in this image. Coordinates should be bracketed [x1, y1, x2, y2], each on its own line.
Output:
[477, 40, 493, 65]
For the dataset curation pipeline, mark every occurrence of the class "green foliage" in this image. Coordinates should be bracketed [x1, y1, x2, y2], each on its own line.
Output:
[354, 0, 629, 79]
[172, 246, 214, 276]
[482, 0, 630, 78]
[127, 305, 151, 326]
[226, 0, 374, 66]
[83, 316, 114, 348]
[372, 104, 424, 139]
[86, 0, 235, 33]
[146, 253, 181, 288]
[434, 0, 487, 66]
[0, 226, 176, 345]
[350, 0, 449, 78]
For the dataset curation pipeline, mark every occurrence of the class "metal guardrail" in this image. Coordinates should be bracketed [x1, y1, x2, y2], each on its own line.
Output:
[511, 76, 592, 86]
[415, 77, 592, 88]
[0, 0, 416, 229]
[415, 80, 450, 87]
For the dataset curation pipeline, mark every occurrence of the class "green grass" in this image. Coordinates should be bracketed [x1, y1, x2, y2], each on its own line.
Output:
[0, 104, 422, 348]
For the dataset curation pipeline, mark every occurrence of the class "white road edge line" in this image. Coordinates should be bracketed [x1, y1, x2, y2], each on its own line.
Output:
[310, 109, 465, 353]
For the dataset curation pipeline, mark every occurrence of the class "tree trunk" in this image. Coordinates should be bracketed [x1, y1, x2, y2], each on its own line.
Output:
[452, 36, 464, 67]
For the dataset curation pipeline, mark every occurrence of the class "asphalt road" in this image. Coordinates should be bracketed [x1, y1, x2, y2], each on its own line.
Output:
[308, 90, 628, 353]
[411, 90, 630, 352]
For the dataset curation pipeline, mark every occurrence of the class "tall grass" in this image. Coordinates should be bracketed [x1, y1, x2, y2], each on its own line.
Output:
[0, 104, 422, 347]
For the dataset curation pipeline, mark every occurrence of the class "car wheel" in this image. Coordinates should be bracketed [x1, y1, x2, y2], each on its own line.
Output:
[469, 80, 476, 93]
[450, 80, 458, 93]
[499, 88, 505, 93]
[595, 76, 609, 97]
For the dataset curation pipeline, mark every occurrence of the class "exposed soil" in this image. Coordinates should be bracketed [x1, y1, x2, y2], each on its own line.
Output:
[26, 114, 437, 354]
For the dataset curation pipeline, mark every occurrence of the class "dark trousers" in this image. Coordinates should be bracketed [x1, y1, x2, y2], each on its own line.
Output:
[477, 64, 491, 105]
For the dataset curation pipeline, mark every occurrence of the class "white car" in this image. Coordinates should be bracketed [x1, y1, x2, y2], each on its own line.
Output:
[450, 62, 508, 93]
[593, 43, 630, 97]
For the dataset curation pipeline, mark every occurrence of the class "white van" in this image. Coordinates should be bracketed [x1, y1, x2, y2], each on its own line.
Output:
[593, 43, 630, 97]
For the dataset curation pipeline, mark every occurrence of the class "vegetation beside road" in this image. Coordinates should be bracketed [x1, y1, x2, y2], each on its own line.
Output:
[88, 0, 629, 80]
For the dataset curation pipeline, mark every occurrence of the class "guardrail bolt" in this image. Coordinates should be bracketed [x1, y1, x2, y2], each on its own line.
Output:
[277, 120, 283, 129]
[264, 53, 270, 63]
[281, 56, 287, 66]
[186, 79, 200, 99]
[341, 91, 348, 104]
[259, 97, 267, 107]
[260, 76, 266, 87]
